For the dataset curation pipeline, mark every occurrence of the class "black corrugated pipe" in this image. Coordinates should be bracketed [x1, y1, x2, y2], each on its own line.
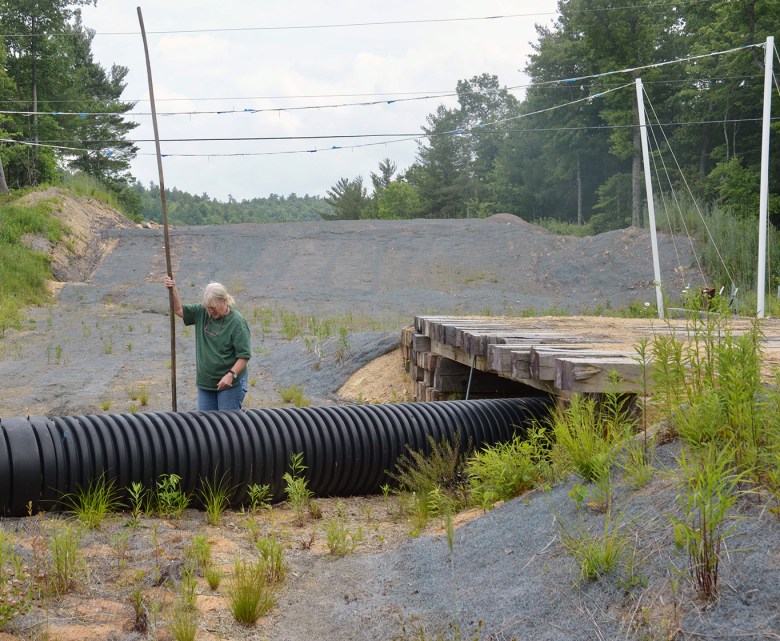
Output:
[0, 397, 552, 517]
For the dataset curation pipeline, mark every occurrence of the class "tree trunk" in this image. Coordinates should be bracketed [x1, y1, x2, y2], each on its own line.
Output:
[0, 156, 9, 195]
[576, 154, 583, 226]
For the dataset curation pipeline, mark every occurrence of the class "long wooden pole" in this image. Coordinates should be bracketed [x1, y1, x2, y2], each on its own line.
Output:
[138, 7, 177, 411]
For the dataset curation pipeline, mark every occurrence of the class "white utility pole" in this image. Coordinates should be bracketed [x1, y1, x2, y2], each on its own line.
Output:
[636, 78, 665, 319]
[757, 36, 774, 318]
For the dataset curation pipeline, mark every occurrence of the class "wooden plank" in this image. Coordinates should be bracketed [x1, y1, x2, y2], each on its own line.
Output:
[431, 341, 487, 370]
[555, 356, 643, 393]
[412, 333, 431, 352]
[530, 347, 634, 380]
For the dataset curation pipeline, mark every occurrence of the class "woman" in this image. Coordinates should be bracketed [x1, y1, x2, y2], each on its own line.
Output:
[164, 275, 251, 410]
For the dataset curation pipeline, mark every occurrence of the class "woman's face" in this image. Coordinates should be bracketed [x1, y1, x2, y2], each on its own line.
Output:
[206, 300, 229, 319]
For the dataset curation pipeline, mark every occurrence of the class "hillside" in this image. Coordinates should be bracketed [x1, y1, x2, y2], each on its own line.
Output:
[1, 192, 776, 641]
[0, 191, 700, 417]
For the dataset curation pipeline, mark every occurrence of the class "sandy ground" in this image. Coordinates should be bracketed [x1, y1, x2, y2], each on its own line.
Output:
[1, 193, 778, 641]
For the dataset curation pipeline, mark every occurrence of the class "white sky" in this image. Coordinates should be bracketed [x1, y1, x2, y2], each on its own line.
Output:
[79, 1, 559, 201]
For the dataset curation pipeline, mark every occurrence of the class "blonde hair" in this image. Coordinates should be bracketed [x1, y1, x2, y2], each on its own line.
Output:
[202, 282, 235, 307]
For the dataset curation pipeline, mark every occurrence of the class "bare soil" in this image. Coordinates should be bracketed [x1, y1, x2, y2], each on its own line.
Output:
[1, 192, 778, 641]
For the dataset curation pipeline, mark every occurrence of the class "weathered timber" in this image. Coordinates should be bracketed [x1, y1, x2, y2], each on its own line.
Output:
[555, 356, 642, 393]
[530, 347, 634, 380]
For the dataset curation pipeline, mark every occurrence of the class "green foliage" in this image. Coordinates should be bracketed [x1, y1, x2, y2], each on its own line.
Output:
[138, 183, 332, 225]
[61, 474, 123, 529]
[549, 392, 631, 482]
[0, 531, 37, 629]
[155, 474, 190, 519]
[558, 510, 629, 581]
[198, 473, 232, 526]
[48, 522, 83, 594]
[169, 606, 198, 641]
[246, 483, 272, 512]
[324, 514, 364, 557]
[323, 176, 370, 220]
[226, 557, 275, 626]
[186, 535, 212, 574]
[467, 427, 552, 508]
[670, 443, 743, 600]
[391, 433, 471, 522]
[279, 384, 309, 407]
[283, 453, 315, 526]
[0, 198, 67, 328]
[254, 535, 287, 583]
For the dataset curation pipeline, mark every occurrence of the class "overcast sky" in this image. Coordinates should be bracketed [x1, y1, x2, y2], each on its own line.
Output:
[79, 1, 560, 201]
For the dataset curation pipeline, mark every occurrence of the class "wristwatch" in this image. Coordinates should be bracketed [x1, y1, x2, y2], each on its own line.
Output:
[229, 370, 238, 380]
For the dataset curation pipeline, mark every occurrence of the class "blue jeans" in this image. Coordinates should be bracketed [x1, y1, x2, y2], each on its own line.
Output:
[197, 374, 248, 411]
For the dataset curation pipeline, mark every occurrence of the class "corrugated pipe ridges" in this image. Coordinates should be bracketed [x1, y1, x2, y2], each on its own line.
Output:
[0, 397, 552, 517]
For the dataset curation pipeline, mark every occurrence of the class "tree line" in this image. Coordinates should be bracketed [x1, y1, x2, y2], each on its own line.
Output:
[325, 1, 779, 232]
[134, 183, 332, 226]
[1, 1, 777, 234]
[0, 0, 139, 209]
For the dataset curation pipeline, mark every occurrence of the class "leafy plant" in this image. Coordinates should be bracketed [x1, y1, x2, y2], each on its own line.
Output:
[670, 443, 743, 600]
[254, 535, 287, 583]
[279, 384, 309, 407]
[226, 557, 275, 626]
[205, 565, 222, 590]
[549, 392, 629, 482]
[186, 535, 211, 574]
[283, 453, 315, 526]
[49, 522, 83, 594]
[0, 531, 37, 630]
[246, 483, 272, 512]
[156, 474, 190, 519]
[467, 427, 551, 508]
[391, 433, 471, 515]
[324, 515, 364, 557]
[127, 481, 147, 527]
[129, 585, 149, 633]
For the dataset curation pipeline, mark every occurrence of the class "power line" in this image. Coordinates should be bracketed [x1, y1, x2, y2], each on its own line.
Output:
[0, 0, 718, 37]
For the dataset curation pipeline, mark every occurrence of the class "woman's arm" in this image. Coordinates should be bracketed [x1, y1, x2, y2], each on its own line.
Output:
[163, 275, 184, 318]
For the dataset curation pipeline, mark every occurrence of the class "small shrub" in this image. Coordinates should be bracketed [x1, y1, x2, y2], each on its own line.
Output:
[156, 474, 190, 519]
[549, 393, 629, 482]
[324, 517, 363, 557]
[49, 522, 83, 594]
[467, 427, 551, 508]
[280, 384, 309, 407]
[283, 453, 314, 526]
[169, 606, 197, 641]
[205, 565, 222, 590]
[670, 443, 743, 601]
[186, 535, 211, 573]
[254, 535, 287, 583]
[226, 557, 275, 626]
[246, 483, 272, 512]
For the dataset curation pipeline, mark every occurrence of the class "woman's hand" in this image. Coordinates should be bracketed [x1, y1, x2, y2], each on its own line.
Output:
[217, 372, 234, 390]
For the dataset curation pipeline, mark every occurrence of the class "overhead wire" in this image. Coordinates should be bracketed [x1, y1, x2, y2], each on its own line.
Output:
[0, 1, 718, 37]
[642, 85, 735, 290]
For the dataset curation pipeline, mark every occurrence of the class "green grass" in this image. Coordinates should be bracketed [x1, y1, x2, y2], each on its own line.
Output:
[279, 384, 309, 407]
[226, 557, 275, 626]
[198, 474, 232, 526]
[61, 474, 124, 529]
[0, 198, 70, 330]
